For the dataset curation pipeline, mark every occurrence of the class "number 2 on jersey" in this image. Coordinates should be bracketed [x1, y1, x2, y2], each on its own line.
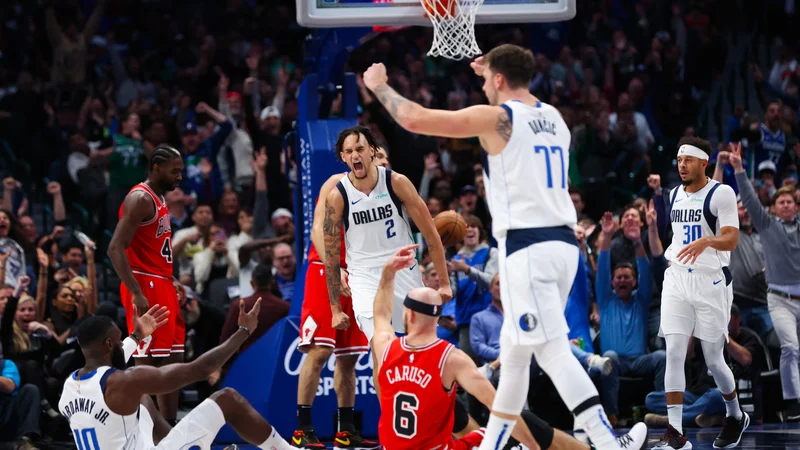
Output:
[393, 392, 419, 438]
[385, 219, 396, 239]
[73, 428, 100, 450]
[160, 237, 173, 263]
[534, 146, 566, 189]
[682, 224, 702, 244]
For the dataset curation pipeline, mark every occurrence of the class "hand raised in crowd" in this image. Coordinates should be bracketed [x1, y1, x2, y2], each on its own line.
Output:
[644, 199, 657, 228]
[36, 248, 49, 268]
[600, 211, 617, 236]
[728, 142, 744, 173]
[46, 181, 62, 196]
[252, 147, 268, 173]
[646, 174, 661, 192]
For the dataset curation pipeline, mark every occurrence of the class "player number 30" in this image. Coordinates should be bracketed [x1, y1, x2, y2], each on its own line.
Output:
[682, 224, 702, 244]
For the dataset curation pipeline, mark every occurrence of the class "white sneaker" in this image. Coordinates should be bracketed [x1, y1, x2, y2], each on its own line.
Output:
[617, 422, 648, 450]
[588, 355, 613, 375]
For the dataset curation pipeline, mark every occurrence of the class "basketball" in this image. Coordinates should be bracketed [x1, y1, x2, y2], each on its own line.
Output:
[422, 0, 456, 18]
[434, 210, 467, 247]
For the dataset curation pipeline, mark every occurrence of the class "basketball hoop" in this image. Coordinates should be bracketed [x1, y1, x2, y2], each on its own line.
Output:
[421, 0, 484, 60]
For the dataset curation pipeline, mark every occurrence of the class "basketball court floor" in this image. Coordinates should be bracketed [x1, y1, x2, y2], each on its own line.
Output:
[211, 423, 800, 450]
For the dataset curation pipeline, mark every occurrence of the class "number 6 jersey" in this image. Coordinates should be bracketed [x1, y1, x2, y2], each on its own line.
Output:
[378, 337, 456, 450]
[664, 179, 739, 271]
[336, 167, 415, 270]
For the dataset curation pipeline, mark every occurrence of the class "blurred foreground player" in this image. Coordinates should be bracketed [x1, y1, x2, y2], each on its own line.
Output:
[61, 299, 295, 450]
[107, 145, 187, 424]
[294, 172, 377, 449]
[371, 246, 648, 450]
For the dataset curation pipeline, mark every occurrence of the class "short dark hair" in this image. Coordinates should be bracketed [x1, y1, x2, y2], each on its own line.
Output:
[772, 186, 797, 205]
[251, 262, 274, 289]
[62, 242, 83, 254]
[484, 44, 536, 90]
[568, 186, 584, 201]
[612, 262, 637, 279]
[149, 145, 182, 171]
[677, 137, 713, 157]
[77, 316, 115, 347]
[334, 126, 380, 159]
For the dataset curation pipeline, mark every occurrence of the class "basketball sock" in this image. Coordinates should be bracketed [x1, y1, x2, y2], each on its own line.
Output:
[297, 405, 313, 429]
[667, 404, 683, 434]
[338, 407, 354, 432]
[259, 427, 294, 450]
[479, 414, 516, 450]
[574, 401, 620, 450]
[724, 397, 743, 420]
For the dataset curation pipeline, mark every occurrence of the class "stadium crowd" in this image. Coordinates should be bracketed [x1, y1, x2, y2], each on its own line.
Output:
[0, 0, 798, 448]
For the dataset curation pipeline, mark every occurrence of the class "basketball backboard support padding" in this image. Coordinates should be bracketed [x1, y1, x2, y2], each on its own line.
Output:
[297, 0, 576, 28]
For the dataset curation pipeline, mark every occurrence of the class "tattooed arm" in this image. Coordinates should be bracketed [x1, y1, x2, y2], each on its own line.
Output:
[363, 64, 508, 147]
[323, 187, 350, 330]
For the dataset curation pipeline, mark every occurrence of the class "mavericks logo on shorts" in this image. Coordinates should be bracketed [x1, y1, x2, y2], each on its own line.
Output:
[519, 314, 538, 332]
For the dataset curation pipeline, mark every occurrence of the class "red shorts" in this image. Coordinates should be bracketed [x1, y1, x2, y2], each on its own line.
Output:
[121, 271, 185, 358]
[299, 262, 368, 356]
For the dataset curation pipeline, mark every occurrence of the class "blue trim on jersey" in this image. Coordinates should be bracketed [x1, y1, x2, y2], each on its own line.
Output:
[336, 181, 350, 232]
[536, 101, 542, 108]
[481, 148, 490, 179]
[723, 266, 733, 286]
[505, 226, 577, 257]
[99, 368, 117, 394]
[668, 187, 679, 222]
[384, 168, 405, 221]
[499, 104, 513, 125]
[702, 182, 722, 232]
[72, 369, 98, 380]
[494, 424, 509, 450]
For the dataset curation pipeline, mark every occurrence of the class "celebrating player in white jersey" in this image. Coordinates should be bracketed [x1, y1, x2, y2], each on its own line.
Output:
[362, 44, 644, 450]
[654, 137, 748, 450]
[60, 301, 295, 450]
[322, 125, 452, 343]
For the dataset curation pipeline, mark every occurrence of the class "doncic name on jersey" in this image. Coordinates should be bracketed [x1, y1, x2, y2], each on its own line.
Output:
[62, 397, 112, 426]
[352, 204, 394, 225]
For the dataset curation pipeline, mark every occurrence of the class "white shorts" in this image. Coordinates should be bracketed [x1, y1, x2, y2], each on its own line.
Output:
[150, 399, 226, 450]
[498, 232, 579, 346]
[659, 265, 733, 342]
[348, 263, 423, 341]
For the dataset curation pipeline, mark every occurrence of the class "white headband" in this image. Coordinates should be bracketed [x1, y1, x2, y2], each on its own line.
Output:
[677, 144, 709, 161]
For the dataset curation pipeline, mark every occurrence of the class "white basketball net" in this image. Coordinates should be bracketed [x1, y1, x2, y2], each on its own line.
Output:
[422, 0, 484, 60]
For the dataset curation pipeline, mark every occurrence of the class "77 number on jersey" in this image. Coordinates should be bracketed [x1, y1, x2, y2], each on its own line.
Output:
[534, 145, 567, 189]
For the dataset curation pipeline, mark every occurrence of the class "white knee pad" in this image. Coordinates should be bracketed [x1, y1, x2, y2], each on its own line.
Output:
[664, 334, 690, 393]
[701, 336, 736, 395]
[493, 336, 535, 415]
[532, 335, 601, 411]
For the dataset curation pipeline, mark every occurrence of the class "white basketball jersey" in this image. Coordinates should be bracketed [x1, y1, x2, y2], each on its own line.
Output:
[483, 100, 576, 238]
[60, 367, 145, 450]
[665, 179, 739, 271]
[337, 167, 415, 269]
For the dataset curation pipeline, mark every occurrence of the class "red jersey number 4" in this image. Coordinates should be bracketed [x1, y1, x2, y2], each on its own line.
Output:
[160, 238, 173, 263]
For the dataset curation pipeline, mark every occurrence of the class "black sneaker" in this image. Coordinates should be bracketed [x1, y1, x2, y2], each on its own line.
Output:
[713, 410, 749, 449]
[291, 429, 327, 449]
[652, 424, 692, 450]
[334, 429, 380, 449]
[786, 402, 800, 422]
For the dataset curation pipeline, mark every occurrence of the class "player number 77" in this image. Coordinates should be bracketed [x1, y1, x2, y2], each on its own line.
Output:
[534, 145, 566, 189]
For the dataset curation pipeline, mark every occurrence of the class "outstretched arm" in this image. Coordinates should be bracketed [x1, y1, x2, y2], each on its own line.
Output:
[363, 64, 502, 141]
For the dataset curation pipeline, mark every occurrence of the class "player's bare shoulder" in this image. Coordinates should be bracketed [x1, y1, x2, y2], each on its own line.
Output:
[121, 188, 156, 222]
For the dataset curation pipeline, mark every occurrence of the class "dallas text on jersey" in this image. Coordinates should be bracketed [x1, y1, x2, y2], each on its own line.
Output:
[62, 398, 112, 426]
[352, 204, 394, 226]
[670, 208, 703, 224]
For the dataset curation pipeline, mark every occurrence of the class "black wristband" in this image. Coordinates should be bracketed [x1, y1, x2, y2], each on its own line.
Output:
[130, 332, 142, 344]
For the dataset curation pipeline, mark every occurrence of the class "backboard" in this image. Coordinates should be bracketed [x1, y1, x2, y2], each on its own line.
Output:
[297, 0, 576, 28]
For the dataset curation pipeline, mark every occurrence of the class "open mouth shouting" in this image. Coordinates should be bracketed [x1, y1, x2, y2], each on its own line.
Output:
[352, 160, 365, 178]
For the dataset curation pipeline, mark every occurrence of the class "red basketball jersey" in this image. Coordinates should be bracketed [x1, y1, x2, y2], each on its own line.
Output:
[378, 338, 457, 450]
[307, 196, 347, 267]
[119, 183, 173, 278]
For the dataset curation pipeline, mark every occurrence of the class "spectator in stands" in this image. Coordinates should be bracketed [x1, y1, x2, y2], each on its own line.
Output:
[44, 0, 106, 86]
[727, 304, 766, 422]
[570, 187, 589, 221]
[449, 215, 497, 361]
[272, 243, 296, 301]
[596, 212, 665, 426]
[426, 197, 442, 218]
[729, 200, 773, 338]
[180, 283, 227, 401]
[227, 209, 255, 279]
[178, 102, 233, 206]
[608, 205, 649, 269]
[0, 210, 26, 288]
[193, 224, 231, 295]
[1, 177, 28, 219]
[217, 191, 242, 237]
[220, 262, 289, 357]
[59, 243, 87, 277]
[731, 143, 800, 421]
[173, 204, 215, 284]
[644, 336, 726, 429]
[470, 273, 502, 368]
[167, 188, 194, 232]
[0, 358, 41, 449]
[271, 209, 295, 239]
[106, 111, 146, 228]
[218, 74, 255, 198]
